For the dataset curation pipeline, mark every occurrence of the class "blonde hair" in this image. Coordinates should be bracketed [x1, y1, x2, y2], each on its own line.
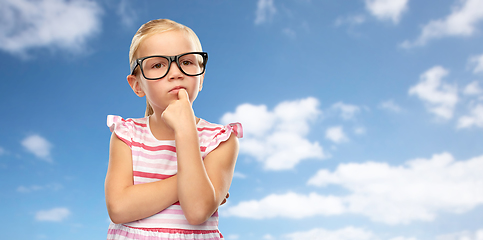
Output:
[129, 19, 203, 116]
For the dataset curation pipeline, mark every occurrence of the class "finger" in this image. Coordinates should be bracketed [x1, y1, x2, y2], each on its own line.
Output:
[177, 88, 189, 101]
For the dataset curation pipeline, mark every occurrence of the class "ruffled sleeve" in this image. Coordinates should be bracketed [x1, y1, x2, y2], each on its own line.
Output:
[107, 115, 134, 148]
[198, 121, 243, 158]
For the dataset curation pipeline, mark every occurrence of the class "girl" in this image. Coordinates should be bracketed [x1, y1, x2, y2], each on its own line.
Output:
[105, 19, 242, 240]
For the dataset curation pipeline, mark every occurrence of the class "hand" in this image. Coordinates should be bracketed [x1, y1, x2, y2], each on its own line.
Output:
[220, 192, 230, 206]
[161, 89, 196, 132]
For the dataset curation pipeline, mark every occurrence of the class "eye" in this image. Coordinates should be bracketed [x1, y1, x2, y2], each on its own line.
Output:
[181, 60, 193, 66]
[150, 61, 167, 70]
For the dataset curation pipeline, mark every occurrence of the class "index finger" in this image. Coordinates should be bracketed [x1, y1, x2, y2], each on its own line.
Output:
[177, 88, 189, 101]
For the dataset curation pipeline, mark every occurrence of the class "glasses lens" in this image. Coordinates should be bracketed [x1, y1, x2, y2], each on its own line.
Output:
[141, 57, 170, 79]
[179, 53, 205, 76]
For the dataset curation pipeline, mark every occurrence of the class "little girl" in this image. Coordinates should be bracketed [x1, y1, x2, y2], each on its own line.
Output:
[105, 19, 243, 240]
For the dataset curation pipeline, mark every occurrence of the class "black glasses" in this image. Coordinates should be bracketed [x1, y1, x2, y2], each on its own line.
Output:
[130, 52, 208, 80]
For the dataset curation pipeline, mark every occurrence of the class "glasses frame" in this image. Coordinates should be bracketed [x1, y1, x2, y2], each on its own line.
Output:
[130, 52, 208, 80]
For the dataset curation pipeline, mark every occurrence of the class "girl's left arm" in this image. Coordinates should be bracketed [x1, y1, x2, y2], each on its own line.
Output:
[162, 89, 239, 225]
[175, 130, 239, 225]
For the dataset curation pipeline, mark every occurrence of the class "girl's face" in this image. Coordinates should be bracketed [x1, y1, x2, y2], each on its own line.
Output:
[130, 30, 204, 113]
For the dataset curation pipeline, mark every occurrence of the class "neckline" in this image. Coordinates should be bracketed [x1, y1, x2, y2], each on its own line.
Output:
[146, 115, 204, 142]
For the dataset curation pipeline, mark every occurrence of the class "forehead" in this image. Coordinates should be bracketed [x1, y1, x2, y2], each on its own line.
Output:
[137, 30, 198, 58]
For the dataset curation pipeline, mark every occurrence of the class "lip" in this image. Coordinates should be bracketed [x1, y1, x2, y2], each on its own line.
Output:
[169, 86, 186, 94]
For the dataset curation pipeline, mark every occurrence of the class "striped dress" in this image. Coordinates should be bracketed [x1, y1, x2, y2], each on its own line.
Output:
[106, 115, 243, 240]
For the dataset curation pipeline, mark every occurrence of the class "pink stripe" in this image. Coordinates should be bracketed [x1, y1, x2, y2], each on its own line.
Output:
[132, 141, 176, 152]
[132, 150, 177, 162]
[108, 228, 222, 240]
[133, 171, 172, 180]
[197, 127, 223, 131]
[121, 118, 147, 127]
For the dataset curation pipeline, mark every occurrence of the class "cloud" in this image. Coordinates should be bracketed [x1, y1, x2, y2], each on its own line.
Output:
[284, 226, 375, 240]
[116, 0, 137, 28]
[379, 99, 402, 113]
[226, 234, 240, 240]
[21, 134, 53, 162]
[0, 0, 102, 56]
[255, 0, 276, 25]
[224, 192, 345, 219]
[335, 15, 366, 27]
[17, 183, 63, 193]
[409, 66, 458, 119]
[331, 102, 362, 120]
[220, 97, 327, 170]
[308, 152, 483, 224]
[436, 229, 483, 240]
[35, 207, 70, 222]
[401, 0, 483, 48]
[364, 0, 409, 24]
[226, 152, 483, 225]
[325, 126, 349, 144]
[282, 28, 296, 39]
[263, 234, 275, 240]
[233, 172, 247, 179]
[354, 126, 366, 135]
[463, 81, 482, 96]
[469, 53, 483, 74]
[0, 146, 6, 156]
[457, 104, 483, 129]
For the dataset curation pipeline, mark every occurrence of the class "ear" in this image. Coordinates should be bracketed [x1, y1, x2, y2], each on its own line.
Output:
[198, 73, 205, 92]
[127, 75, 145, 97]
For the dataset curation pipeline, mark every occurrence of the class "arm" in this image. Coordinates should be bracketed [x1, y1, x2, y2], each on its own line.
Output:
[162, 89, 239, 225]
[176, 131, 239, 225]
[104, 132, 179, 224]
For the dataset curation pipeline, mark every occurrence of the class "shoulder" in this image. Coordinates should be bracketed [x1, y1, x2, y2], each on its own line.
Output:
[107, 115, 148, 131]
[197, 119, 243, 158]
[107, 115, 149, 147]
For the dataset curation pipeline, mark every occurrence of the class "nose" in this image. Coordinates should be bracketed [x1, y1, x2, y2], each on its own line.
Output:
[166, 61, 184, 81]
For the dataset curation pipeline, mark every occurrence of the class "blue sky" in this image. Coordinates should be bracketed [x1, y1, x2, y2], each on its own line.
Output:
[1, 0, 483, 239]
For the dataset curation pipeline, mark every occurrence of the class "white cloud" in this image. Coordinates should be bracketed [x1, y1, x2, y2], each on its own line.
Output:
[255, 0, 276, 25]
[326, 126, 349, 144]
[354, 126, 366, 135]
[409, 66, 458, 119]
[436, 229, 483, 240]
[401, 0, 483, 48]
[308, 152, 483, 224]
[17, 183, 62, 193]
[469, 53, 483, 74]
[36, 207, 70, 222]
[282, 28, 296, 39]
[457, 104, 483, 128]
[233, 172, 247, 179]
[226, 234, 240, 240]
[463, 81, 482, 96]
[284, 226, 375, 240]
[0, 0, 102, 56]
[332, 102, 361, 120]
[364, 0, 409, 24]
[224, 192, 345, 219]
[263, 234, 275, 240]
[0, 146, 6, 156]
[117, 0, 137, 28]
[389, 238, 417, 240]
[21, 134, 53, 162]
[221, 97, 327, 170]
[335, 14, 366, 27]
[379, 99, 402, 113]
